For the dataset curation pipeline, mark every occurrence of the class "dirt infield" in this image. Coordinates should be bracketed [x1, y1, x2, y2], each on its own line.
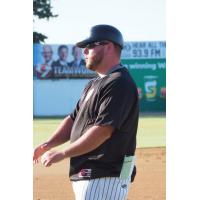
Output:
[33, 147, 165, 200]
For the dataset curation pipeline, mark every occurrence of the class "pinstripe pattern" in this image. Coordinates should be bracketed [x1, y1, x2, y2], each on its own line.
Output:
[96, 179, 100, 200]
[113, 178, 121, 200]
[93, 179, 100, 200]
[107, 177, 116, 199]
[117, 180, 124, 200]
[72, 177, 130, 200]
[104, 177, 111, 199]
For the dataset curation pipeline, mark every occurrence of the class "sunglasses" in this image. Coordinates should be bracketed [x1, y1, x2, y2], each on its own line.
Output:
[84, 41, 109, 49]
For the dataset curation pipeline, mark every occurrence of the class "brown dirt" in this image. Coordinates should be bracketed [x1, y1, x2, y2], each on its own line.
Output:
[33, 147, 165, 200]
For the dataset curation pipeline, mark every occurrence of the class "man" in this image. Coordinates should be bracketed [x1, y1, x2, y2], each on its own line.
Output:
[33, 24, 139, 200]
[34, 45, 54, 79]
[69, 45, 96, 78]
[69, 45, 86, 76]
[52, 45, 70, 78]
[69, 45, 85, 69]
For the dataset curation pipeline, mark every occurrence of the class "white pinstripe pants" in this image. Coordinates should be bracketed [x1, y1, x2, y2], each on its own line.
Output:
[72, 177, 131, 200]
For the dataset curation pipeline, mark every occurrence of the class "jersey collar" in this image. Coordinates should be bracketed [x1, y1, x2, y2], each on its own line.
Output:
[106, 63, 124, 75]
[97, 64, 124, 79]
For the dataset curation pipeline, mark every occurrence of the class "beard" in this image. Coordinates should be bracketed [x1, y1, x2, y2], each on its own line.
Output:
[85, 49, 104, 71]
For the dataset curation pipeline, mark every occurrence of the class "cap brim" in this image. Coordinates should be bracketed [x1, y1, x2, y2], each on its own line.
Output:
[76, 38, 97, 48]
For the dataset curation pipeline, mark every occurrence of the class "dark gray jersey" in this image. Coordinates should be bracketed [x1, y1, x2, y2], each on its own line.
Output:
[69, 66, 139, 181]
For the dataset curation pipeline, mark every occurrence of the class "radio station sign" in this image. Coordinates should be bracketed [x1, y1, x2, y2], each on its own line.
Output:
[121, 41, 166, 112]
[122, 41, 166, 59]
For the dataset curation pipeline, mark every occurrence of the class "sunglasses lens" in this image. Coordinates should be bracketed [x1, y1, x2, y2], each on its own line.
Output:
[87, 43, 95, 49]
[85, 41, 109, 49]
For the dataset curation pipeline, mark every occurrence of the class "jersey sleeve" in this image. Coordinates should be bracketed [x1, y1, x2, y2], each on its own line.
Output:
[94, 78, 137, 130]
[70, 99, 81, 121]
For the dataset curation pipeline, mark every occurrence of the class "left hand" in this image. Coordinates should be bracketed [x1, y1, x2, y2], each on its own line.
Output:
[41, 150, 66, 167]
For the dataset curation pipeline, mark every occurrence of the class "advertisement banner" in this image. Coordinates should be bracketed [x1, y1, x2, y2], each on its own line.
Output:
[33, 41, 166, 112]
[122, 41, 166, 59]
[33, 44, 96, 79]
[121, 41, 166, 112]
[121, 58, 166, 112]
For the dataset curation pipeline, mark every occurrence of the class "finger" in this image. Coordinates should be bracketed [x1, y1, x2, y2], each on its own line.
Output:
[42, 159, 47, 166]
[41, 158, 46, 166]
[33, 160, 37, 164]
[42, 156, 51, 166]
[33, 158, 38, 164]
[45, 162, 52, 167]
[33, 155, 38, 161]
[41, 156, 46, 165]
[33, 150, 41, 160]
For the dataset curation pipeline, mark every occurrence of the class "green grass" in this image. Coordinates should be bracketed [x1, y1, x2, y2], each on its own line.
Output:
[33, 119, 69, 151]
[33, 116, 166, 149]
[137, 116, 166, 147]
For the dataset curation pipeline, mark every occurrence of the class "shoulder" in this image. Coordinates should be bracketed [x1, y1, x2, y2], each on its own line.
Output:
[85, 77, 98, 89]
[105, 68, 136, 87]
[98, 68, 138, 97]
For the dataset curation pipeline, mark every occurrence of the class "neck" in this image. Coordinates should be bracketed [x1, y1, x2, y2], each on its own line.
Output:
[95, 58, 120, 75]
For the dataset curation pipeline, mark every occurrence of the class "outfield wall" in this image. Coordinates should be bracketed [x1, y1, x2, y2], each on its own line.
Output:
[33, 77, 165, 117]
[33, 79, 89, 117]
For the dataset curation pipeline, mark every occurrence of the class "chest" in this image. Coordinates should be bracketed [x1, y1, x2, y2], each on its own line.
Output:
[78, 83, 101, 120]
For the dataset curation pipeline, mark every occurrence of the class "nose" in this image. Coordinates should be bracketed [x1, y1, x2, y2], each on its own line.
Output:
[83, 48, 88, 55]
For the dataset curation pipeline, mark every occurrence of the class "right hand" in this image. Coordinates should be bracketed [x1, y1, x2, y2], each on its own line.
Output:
[33, 143, 51, 164]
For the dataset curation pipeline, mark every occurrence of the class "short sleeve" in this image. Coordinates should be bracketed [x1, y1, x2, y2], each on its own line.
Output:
[70, 99, 81, 121]
[94, 78, 137, 130]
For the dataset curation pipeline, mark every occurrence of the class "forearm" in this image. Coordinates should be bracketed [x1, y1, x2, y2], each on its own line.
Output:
[45, 115, 74, 149]
[63, 125, 114, 158]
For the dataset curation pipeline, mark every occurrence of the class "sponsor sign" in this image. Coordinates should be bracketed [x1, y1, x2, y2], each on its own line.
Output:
[33, 41, 166, 112]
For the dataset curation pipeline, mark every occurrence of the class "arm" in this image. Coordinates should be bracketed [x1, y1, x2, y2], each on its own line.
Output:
[64, 125, 114, 157]
[40, 125, 114, 167]
[46, 115, 74, 148]
[33, 115, 74, 163]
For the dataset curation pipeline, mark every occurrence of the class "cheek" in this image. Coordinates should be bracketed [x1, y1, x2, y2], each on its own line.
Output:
[84, 49, 95, 59]
[89, 50, 98, 58]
